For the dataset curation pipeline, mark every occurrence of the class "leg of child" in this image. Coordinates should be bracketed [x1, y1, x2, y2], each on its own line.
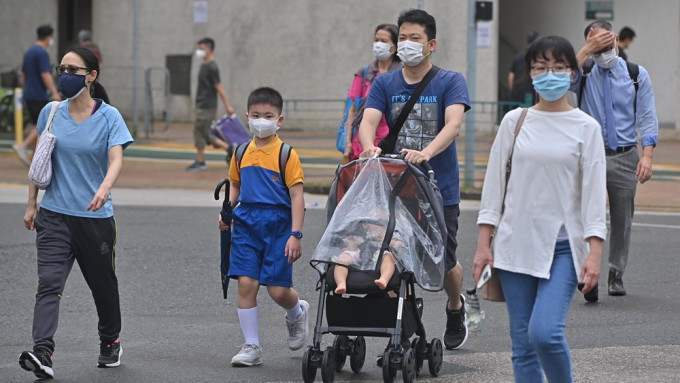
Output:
[333, 253, 354, 294]
[236, 276, 261, 346]
[267, 285, 309, 351]
[375, 251, 396, 289]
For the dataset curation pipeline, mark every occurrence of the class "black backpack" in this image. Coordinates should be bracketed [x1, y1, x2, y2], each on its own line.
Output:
[234, 140, 292, 188]
[578, 58, 640, 112]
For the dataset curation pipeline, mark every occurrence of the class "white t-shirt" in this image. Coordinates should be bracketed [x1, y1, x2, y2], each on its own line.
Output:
[477, 107, 607, 279]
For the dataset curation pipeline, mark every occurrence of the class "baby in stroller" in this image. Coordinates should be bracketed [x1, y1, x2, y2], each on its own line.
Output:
[332, 219, 404, 294]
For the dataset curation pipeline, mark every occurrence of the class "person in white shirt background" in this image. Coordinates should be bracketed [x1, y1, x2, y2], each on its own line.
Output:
[472, 36, 607, 383]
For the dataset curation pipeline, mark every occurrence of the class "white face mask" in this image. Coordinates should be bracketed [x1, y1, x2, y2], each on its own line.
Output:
[195, 49, 206, 59]
[373, 42, 394, 61]
[48, 38, 54, 47]
[397, 40, 430, 67]
[593, 48, 618, 69]
[248, 118, 280, 138]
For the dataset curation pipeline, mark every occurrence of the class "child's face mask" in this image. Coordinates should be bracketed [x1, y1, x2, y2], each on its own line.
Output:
[248, 117, 280, 138]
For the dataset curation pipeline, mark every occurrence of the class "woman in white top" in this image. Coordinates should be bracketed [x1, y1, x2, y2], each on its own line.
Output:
[473, 36, 607, 383]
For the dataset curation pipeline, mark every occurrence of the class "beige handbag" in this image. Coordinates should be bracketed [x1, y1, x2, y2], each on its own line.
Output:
[28, 101, 59, 189]
[482, 108, 528, 302]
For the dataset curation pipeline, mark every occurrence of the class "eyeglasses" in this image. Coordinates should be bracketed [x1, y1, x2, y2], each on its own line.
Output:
[530, 64, 571, 75]
[55, 65, 90, 75]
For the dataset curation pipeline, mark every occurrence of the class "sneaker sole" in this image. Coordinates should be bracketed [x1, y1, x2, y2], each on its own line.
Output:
[98, 346, 123, 368]
[231, 358, 262, 367]
[288, 300, 310, 351]
[19, 351, 54, 379]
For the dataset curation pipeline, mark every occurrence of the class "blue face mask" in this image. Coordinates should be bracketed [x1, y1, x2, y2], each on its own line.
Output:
[532, 72, 571, 102]
[58, 73, 87, 100]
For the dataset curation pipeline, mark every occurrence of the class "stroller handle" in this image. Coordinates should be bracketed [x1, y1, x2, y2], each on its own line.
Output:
[383, 153, 436, 182]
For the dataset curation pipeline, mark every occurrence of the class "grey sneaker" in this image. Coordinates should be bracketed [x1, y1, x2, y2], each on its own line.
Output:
[19, 348, 54, 379]
[13, 144, 31, 166]
[186, 161, 207, 171]
[98, 338, 122, 367]
[286, 300, 310, 351]
[231, 343, 262, 367]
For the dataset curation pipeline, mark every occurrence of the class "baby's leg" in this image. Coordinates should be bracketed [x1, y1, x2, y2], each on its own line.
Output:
[375, 252, 396, 289]
[334, 253, 353, 294]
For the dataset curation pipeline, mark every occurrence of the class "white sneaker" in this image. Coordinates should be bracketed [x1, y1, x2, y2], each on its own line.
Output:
[231, 343, 262, 367]
[286, 299, 310, 351]
[13, 144, 31, 166]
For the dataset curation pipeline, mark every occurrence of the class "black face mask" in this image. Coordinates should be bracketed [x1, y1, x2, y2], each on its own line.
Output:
[58, 73, 87, 99]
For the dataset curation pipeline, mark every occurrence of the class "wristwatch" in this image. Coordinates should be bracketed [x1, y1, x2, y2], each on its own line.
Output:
[290, 231, 303, 239]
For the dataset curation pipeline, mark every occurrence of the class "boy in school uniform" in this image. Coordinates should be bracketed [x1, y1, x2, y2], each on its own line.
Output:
[219, 87, 308, 367]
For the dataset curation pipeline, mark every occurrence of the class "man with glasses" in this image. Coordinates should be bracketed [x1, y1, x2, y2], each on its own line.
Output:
[573, 20, 658, 301]
[14, 24, 61, 166]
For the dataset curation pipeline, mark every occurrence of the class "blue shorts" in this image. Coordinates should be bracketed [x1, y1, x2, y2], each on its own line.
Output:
[228, 204, 293, 287]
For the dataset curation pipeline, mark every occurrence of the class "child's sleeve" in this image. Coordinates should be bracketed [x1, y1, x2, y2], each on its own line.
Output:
[229, 154, 240, 185]
[285, 148, 304, 188]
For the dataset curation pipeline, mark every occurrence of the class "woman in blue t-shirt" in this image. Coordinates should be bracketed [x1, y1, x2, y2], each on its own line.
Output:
[19, 47, 133, 379]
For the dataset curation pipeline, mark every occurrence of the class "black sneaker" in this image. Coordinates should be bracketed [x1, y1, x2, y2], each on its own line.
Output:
[225, 146, 234, 164]
[444, 295, 468, 350]
[578, 282, 599, 302]
[19, 348, 54, 379]
[98, 338, 123, 368]
[186, 161, 207, 171]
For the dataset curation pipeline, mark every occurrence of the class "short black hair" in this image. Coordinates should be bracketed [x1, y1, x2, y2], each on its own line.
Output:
[247, 87, 283, 115]
[398, 9, 436, 40]
[584, 20, 612, 40]
[527, 31, 540, 45]
[375, 23, 400, 62]
[525, 36, 578, 75]
[197, 37, 215, 51]
[37, 25, 53, 40]
[619, 26, 636, 41]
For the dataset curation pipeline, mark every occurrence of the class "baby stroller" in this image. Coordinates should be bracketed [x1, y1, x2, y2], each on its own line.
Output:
[304, 156, 447, 383]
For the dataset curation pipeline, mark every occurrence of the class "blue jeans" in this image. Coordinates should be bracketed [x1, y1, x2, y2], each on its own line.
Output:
[497, 240, 577, 383]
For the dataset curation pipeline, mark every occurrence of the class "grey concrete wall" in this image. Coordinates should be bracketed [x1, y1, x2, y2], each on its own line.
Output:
[0, 1, 58, 72]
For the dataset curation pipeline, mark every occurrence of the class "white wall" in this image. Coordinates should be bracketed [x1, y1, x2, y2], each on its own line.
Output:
[500, 0, 679, 132]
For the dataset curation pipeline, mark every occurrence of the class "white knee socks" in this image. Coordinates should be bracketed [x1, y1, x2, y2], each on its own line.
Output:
[237, 307, 260, 346]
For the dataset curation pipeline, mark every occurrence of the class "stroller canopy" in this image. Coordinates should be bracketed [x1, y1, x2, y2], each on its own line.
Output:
[311, 157, 446, 291]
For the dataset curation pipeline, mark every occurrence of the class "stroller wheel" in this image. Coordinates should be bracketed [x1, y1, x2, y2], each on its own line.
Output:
[349, 335, 366, 373]
[302, 346, 317, 383]
[427, 338, 443, 377]
[381, 347, 397, 383]
[401, 348, 416, 383]
[410, 338, 423, 375]
[332, 335, 348, 372]
[321, 346, 336, 383]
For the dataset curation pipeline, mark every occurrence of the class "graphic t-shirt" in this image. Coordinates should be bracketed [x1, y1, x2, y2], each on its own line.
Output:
[365, 68, 470, 205]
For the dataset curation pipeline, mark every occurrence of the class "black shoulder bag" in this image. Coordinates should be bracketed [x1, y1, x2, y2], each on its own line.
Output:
[378, 65, 440, 154]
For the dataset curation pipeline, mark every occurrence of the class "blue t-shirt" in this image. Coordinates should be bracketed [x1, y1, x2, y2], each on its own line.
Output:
[22, 44, 52, 101]
[36, 100, 134, 218]
[365, 68, 470, 205]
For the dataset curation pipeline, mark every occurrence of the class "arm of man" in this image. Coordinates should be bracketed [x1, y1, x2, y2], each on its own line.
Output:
[401, 103, 465, 165]
[41, 72, 61, 101]
[215, 83, 234, 115]
[577, 28, 615, 68]
[635, 68, 658, 184]
[507, 72, 514, 91]
[285, 182, 305, 263]
[88, 145, 123, 212]
[358, 107, 383, 157]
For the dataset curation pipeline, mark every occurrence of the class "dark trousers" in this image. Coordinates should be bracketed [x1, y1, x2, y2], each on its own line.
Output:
[33, 208, 121, 352]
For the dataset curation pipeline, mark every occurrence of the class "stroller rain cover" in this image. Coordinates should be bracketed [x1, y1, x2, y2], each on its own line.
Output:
[311, 157, 446, 291]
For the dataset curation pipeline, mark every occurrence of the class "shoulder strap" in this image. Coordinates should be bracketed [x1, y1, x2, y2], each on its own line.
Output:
[279, 142, 292, 187]
[502, 108, 528, 213]
[578, 59, 595, 109]
[379, 65, 441, 154]
[626, 61, 640, 113]
[45, 101, 59, 133]
[235, 140, 251, 174]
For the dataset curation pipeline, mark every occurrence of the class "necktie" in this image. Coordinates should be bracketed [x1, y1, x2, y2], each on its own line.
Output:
[603, 69, 618, 151]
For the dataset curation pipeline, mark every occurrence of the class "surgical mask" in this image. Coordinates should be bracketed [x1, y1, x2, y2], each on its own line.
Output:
[397, 40, 431, 67]
[532, 72, 571, 102]
[373, 42, 394, 61]
[58, 73, 87, 100]
[195, 49, 206, 59]
[48, 38, 54, 47]
[248, 117, 280, 138]
[592, 48, 618, 69]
